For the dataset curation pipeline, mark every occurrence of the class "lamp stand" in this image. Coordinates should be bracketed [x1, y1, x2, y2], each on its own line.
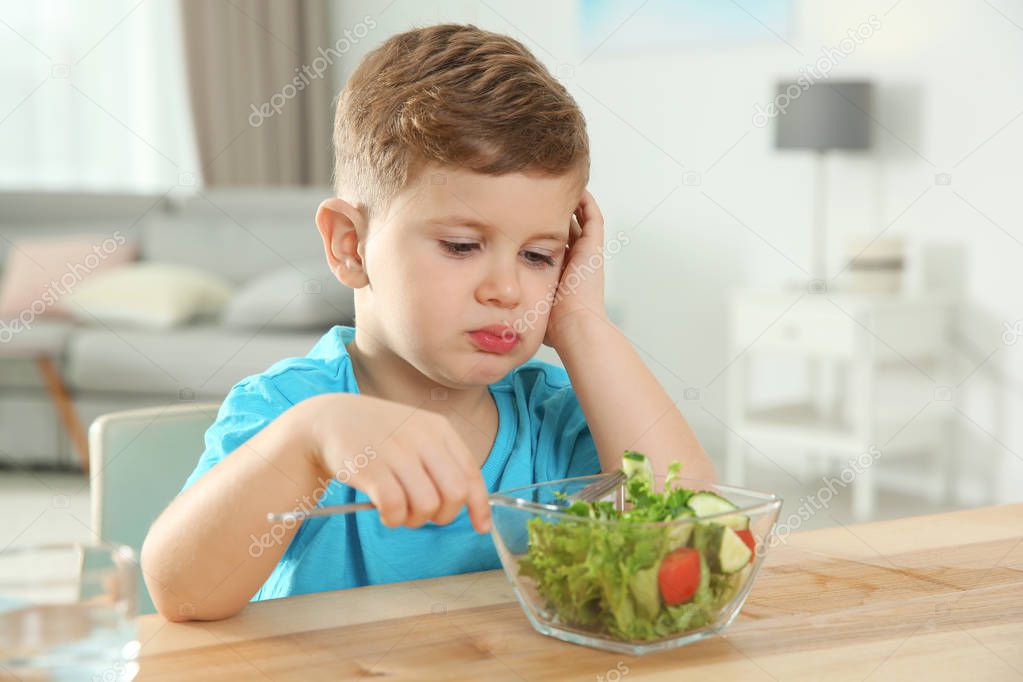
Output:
[811, 150, 829, 282]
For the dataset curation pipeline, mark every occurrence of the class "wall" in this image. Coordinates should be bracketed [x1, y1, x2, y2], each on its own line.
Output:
[330, 0, 1023, 503]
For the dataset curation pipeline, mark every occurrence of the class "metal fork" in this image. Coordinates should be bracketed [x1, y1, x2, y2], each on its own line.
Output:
[266, 470, 627, 524]
[565, 469, 627, 504]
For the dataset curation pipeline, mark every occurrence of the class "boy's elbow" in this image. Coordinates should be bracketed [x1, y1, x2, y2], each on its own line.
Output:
[145, 572, 244, 623]
[140, 532, 242, 623]
[153, 601, 193, 623]
[153, 599, 241, 623]
[140, 535, 184, 621]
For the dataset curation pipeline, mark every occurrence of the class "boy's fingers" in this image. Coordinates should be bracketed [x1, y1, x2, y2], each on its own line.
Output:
[420, 450, 468, 526]
[389, 457, 440, 528]
[565, 214, 582, 260]
[575, 191, 604, 242]
[464, 467, 492, 534]
[366, 467, 407, 527]
[577, 189, 602, 224]
[443, 432, 492, 534]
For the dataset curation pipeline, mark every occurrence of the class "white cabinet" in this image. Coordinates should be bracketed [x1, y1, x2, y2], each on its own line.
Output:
[725, 289, 953, 521]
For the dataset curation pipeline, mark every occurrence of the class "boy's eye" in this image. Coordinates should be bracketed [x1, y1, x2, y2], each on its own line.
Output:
[522, 251, 556, 267]
[439, 241, 556, 268]
[439, 240, 479, 255]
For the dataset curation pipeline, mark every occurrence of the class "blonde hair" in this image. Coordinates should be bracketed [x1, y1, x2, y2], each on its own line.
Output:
[332, 24, 589, 217]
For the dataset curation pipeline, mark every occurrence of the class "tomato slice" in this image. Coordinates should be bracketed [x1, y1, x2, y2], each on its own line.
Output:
[736, 529, 756, 559]
[657, 547, 702, 605]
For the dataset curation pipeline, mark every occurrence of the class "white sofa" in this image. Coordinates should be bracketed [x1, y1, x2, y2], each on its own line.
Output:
[0, 188, 351, 468]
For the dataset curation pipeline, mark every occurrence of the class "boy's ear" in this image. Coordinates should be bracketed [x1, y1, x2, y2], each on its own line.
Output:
[316, 197, 369, 289]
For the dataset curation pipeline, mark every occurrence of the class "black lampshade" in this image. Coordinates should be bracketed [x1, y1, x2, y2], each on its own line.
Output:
[774, 81, 873, 151]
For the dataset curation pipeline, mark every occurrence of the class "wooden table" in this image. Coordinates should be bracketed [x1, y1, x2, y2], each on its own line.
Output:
[137, 504, 1023, 681]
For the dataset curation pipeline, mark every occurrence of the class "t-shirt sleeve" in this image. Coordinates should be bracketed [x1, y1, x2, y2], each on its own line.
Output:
[532, 375, 602, 481]
[177, 375, 295, 495]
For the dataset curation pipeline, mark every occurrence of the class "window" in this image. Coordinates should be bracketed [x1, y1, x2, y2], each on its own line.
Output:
[0, 0, 199, 192]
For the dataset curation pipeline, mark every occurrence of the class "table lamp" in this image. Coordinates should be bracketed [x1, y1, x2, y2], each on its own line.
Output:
[774, 80, 874, 281]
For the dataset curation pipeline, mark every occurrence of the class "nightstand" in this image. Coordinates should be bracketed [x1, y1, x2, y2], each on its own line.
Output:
[724, 288, 954, 521]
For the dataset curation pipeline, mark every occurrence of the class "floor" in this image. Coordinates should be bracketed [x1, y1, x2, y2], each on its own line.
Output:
[0, 457, 971, 551]
[0, 469, 95, 550]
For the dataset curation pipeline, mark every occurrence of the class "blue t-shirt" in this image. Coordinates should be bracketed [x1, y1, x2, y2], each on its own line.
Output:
[178, 325, 601, 601]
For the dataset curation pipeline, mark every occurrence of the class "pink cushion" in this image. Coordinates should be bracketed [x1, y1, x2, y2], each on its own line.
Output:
[0, 235, 137, 319]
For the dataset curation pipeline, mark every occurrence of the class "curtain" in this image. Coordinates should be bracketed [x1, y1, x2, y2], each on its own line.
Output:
[179, 0, 334, 186]
[0, 0, 200, 192]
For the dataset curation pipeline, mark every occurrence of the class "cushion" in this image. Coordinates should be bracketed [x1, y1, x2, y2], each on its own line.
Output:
[0, 234, 137, 318]
[65, 263, 233, 329]
[221, 261, 355, 330]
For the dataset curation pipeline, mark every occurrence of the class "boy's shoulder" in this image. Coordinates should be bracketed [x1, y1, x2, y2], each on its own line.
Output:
[230, 325, 355, 406]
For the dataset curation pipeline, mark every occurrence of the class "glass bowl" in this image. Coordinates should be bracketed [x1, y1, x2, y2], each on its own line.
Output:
[488, 473, 782, 655]
[0, 541, 140, 680]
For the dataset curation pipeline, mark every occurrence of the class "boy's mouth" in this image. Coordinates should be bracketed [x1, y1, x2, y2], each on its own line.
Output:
[467, 325, 520, 354]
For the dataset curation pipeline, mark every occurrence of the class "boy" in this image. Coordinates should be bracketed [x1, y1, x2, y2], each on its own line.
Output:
[141, 24, 715, 622]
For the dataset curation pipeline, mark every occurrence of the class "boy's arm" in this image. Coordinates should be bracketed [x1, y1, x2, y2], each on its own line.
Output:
[142, 390, 492, 622]
[556, 311, 717, 482]
[140, 395, 332, 622]
[545, 190, 716, 483]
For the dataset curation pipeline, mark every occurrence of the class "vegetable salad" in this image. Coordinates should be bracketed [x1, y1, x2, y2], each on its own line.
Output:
[518, 452, 756, 641]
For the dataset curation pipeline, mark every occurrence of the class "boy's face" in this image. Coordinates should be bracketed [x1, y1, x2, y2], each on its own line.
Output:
[358, 164, 583, 388]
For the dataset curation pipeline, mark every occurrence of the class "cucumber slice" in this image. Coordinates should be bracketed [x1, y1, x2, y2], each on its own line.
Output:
[686, 491, 750, 530]
[702, 524, 753, 574]
[622, 451, 653, 487]
[686, 491, 737, 515]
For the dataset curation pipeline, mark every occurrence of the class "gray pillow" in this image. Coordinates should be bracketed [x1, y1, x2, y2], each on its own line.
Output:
[221, 261, 355, 330]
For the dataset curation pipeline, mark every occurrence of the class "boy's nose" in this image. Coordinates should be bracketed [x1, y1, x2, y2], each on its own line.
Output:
[476, 262, 520, 309]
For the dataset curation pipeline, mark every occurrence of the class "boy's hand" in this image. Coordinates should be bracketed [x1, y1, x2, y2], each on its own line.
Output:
[305, 394, 492, 533]
[544, 190, 610, 349]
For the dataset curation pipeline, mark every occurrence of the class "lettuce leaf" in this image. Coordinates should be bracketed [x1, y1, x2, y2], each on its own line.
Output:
[517, 458, 738, 641]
